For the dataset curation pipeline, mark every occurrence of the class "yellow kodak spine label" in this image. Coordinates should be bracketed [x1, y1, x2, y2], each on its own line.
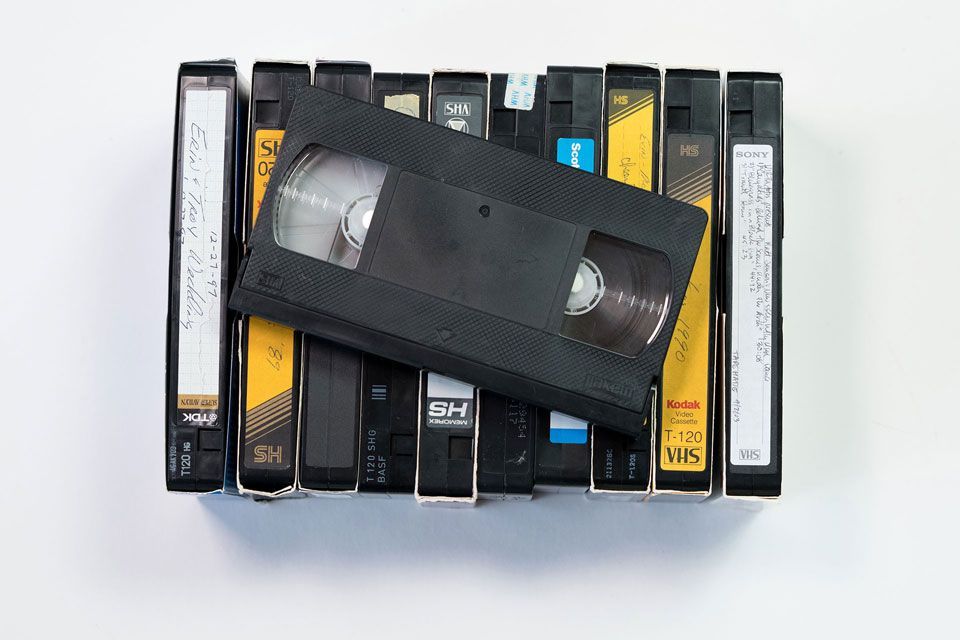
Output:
[606, 89, 655, 190]
[251, 129, 284, 228]
[659, 133, 715, 472]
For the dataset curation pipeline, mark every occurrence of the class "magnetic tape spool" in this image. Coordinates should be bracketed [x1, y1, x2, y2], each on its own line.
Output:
[561, 234, 673, 358]
[274, 145, 387, 270]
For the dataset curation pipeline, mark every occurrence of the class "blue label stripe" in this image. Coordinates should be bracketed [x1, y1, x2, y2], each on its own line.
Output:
[549, 411, 589, 445]
[556, 137, 595, 173]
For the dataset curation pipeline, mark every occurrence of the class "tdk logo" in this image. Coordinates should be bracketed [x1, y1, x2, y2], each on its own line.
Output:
[557, 138, 595, 173]
[427, 399, 473, 428]
[667, 399, 701, 410]
[735, 150, 770, 158]
[182, 411, 216, 424]
[444, 101, 471, 116]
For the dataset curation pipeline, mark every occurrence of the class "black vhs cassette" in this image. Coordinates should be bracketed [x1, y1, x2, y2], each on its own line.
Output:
[229, 86, 707, 437]
[416, 373, 477, 501]
[652, 69, 721, 499]
[545, 66, 603, 174]
[592, 63, 662, 496]
[296, 61, 373, 494]
[478, 73, 544, 499]
[723, 72, 783, 499]
[238, 61, 309, 496]
[166, 60, 247, 493]
[358, 355, 419, 494]
[373, 72, 429, 119]
[354, 74, 430, 497]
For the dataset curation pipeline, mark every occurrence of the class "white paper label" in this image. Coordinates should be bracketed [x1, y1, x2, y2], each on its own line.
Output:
[730, 144, 774, 466]
[177, 88, 228, 402]
[503, 72, 537, 111]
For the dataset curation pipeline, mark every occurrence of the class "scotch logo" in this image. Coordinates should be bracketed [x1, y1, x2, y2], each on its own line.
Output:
[444, 101, 471, 116]
[665, 446, 702, 465]
[667, 399, 701, 410]
[612, 94, 629, 105]
[426, 399, 473, 428]
[739, 448, 762, 461]
[257, 271, 283, 290]
[680, 144, 700, 157]
[253, 444, 283, 464]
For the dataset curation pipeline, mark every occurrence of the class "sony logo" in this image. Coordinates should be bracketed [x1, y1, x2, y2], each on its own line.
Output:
[736, 150, 769, 158]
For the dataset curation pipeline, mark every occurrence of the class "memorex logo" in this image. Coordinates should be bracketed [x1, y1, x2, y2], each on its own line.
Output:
[426, 399, 474, 428]
[667, 399, 701, 410]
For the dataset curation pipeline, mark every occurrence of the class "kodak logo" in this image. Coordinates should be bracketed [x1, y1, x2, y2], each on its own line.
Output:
[667, 399, 701, 410]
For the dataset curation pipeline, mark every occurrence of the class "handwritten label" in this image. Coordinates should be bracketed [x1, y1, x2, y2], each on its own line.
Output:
[730, 144, 774, 466]
[177, 88, 227, 411]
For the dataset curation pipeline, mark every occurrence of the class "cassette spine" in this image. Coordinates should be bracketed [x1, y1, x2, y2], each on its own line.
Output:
[652, 69, 722, 497]
[723, 72, 783, 499]
[417, 71, 490, 502]
[167, 61, 247, 493]
[237, 62, 309, 496]
[592, 64, 662, 495]
[296, 61, 373, 493]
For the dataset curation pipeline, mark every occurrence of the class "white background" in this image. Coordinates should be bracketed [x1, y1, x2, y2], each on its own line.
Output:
[2, 1, 958, 637]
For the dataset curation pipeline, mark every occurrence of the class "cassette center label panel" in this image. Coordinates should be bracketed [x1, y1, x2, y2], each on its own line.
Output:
[176, 87, 227, 424]
[369, 171, 577, 329]
[730, 143, 774, 467]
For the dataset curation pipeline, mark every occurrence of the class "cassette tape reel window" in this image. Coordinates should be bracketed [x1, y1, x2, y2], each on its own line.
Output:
[561, 233, 673, 357]
[275, 145, 387, 270]
[275, 144, 672, 359]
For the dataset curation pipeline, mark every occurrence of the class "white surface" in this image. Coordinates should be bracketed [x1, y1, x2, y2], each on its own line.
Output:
[1, 1, 958, 637]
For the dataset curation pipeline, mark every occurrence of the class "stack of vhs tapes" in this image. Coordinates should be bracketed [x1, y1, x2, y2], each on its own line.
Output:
[166, 60, 783, 504]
